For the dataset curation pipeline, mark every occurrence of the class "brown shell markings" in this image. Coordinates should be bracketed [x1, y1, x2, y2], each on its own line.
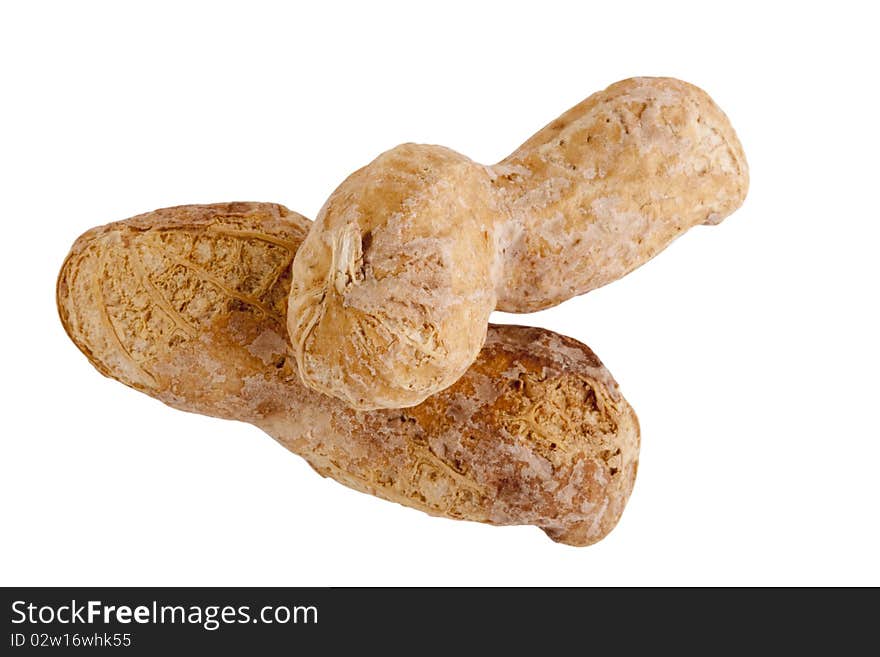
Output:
[57, 203, 640, 546]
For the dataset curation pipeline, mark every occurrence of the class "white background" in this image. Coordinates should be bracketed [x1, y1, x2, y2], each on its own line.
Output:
[2, 1, 878, 586]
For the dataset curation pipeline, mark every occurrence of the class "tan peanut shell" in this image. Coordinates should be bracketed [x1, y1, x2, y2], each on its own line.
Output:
[290, 77, 749, 409]
[57, 203, 640, 546]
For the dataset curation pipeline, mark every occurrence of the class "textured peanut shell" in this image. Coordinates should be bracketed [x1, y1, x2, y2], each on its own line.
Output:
[57, 203, 640, 546]
[289, 146, 500, 410]
[290, 77, 749, 409]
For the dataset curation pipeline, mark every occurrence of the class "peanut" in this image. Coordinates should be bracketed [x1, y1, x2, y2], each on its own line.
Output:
[57, 203, 640, 546]
[290, 77, 748, 410]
